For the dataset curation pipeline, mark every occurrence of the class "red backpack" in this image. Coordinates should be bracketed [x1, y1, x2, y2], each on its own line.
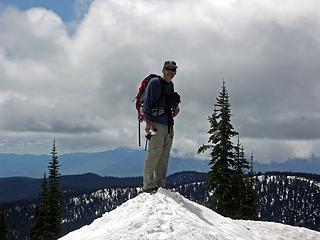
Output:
[134, 74, 160, 121]
[133, 74, 160, 147]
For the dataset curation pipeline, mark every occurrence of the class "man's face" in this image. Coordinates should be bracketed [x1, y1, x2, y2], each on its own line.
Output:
[163, 67, 177, 81]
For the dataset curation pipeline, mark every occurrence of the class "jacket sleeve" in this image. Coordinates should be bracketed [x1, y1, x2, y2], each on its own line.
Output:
[142, 78, 161, 122]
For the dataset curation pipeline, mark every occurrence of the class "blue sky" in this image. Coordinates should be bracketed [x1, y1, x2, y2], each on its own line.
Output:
[0, 0, 81, 22]
[0, 0, 320, 164]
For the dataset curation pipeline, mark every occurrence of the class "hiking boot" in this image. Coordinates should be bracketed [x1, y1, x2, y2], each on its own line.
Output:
[158, 186, 175, 192]
[143, 187, 158, 194]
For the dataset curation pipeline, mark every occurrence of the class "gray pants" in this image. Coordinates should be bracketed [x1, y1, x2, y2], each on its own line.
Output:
[143, 122, 173, 190]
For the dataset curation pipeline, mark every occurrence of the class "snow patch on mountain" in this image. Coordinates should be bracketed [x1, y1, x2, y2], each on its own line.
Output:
[59, 188, 320, 240]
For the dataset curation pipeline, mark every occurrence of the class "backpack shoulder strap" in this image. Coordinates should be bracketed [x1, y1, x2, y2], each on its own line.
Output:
[158, 77, 174, 97]
[149, 73, 160, 79]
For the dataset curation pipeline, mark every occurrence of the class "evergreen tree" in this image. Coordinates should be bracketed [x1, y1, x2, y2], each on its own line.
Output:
[241, 151, 259, 220]
[0, 204, 9, 240]
[233, 137, 249, 218]
[248, 151, 255, 185]
[30, 140, 64, 240]
[47, 139, 63, 239]
[198, 81, 238, 217]
[30, 174, 51, 240]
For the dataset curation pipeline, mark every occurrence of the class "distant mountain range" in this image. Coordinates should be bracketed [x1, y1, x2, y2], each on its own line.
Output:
[0, 171, 208, 202]
[0, 173, 140, 202]
[0, 148, 209, 178]
[0, 148, 319, 178]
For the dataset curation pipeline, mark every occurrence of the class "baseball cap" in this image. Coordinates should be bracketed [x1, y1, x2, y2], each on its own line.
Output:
[163, 61, 178, 69]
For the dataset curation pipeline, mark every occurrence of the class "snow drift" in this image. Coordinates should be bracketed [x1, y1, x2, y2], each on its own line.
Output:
[59, 188, 320, 240]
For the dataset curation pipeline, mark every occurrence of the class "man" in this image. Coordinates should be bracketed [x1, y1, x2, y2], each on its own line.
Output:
[142, 60, 180, 193]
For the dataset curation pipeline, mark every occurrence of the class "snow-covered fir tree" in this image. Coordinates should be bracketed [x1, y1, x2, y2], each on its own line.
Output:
[198, 81, 238, 218]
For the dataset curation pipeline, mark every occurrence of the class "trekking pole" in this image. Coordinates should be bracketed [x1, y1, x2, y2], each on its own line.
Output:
[138, 119, 141, 147]
[145, 138, 148, 151]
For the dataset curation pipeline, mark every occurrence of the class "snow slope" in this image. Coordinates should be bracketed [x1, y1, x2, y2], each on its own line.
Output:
[59, 188, 320, 240]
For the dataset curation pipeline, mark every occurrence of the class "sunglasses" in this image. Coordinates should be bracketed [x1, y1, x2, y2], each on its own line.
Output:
[165, 68, 177, 72]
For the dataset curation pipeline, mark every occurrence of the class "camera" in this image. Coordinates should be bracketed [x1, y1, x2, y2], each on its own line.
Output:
[145, 128, 157, 140]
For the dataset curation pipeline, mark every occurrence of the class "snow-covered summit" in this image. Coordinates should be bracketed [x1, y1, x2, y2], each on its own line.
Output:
[59, 188, 320, 240]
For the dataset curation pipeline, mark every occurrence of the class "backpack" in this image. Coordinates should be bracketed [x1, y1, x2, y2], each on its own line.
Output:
[134, 74, 181, 147]
[134, 74, 181, 121]
[134, 74, 161, 121]
[133, 74, 161, 147]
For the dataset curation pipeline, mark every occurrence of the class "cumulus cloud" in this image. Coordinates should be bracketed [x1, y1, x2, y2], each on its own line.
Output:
[0, 0, 320, 163]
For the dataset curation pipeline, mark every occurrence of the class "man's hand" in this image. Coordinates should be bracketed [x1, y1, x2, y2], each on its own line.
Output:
[172, 105, 180, 117]
[145, 121, 154, 133]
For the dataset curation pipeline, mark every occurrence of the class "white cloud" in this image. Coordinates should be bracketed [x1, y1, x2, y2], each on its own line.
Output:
[0, 0, 320, 163]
